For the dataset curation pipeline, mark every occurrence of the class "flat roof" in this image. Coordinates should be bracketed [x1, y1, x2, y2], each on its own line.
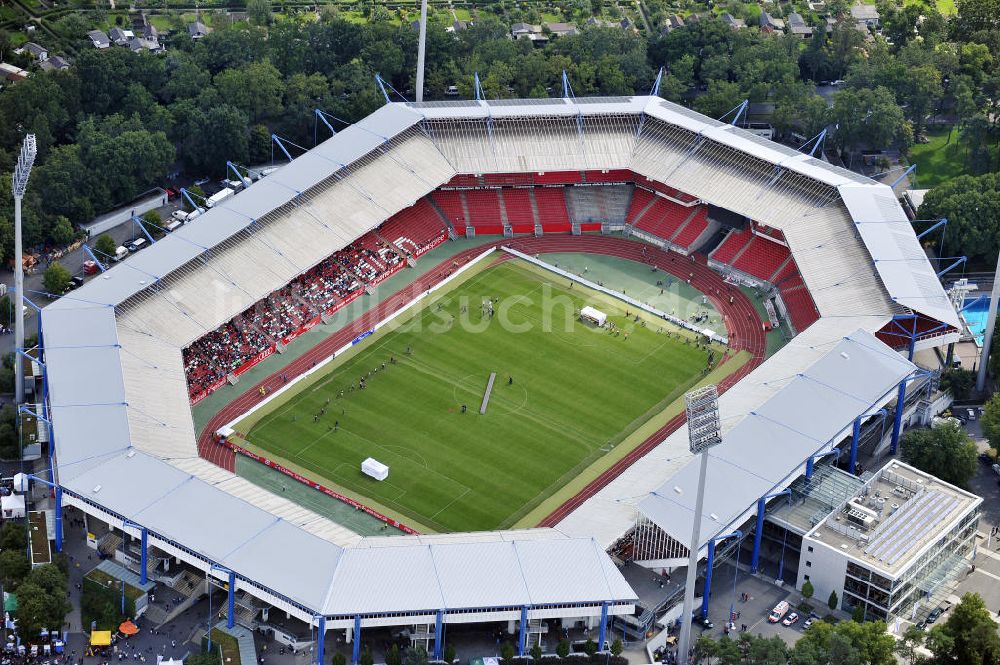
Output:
[805, 460, 980, 577]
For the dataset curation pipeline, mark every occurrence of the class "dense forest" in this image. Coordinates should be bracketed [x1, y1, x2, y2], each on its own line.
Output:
[1, 0, 999, 264]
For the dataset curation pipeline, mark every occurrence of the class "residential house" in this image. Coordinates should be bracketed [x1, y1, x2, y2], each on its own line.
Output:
[108, 27, 134, 45]
[16, 42, 48, 61]
[850, 3, 879, 27]
[787, 13, 813, 38]
[662, 14, 685, 33]
[0, 62, 29, 81]
[450, 19, 470, 31]
[686, 13, 702, 23]
[38, 55, 70, 72]
[544, 22, 578, 36]
[87, 30, 111, 49]
[722, 13, 746, 29]
[510, 22, 543, 40]
[759, 11, 785, 32]
[143, 24, 159, 41]
[188, 21, 210, 39]
[128, 36, 162, 52]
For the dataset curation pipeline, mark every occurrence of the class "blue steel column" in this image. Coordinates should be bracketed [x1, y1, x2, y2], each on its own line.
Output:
[53, 486, 63, 552]
[139, 529, 148, 585]
[890, 381, 907, 455]
[316, 616, 326, 665]
[598, 602, 608, 650]
[434, 610, 443, 660]
[805, 457, 815, 480]
[849, 417, 862, 475]
[750, 497, 766, 574]
[352, 616, 361, 664]
[699, 539, 716, 619]
[226, 571, 236, 629]
[891, 324, 918, 455]
[518, 606, 528, 656]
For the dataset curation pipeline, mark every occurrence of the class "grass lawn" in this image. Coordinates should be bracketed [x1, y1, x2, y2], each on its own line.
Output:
[907, 126, 990, 189]
[84, 569, 145, 602]
[207, 629, 241, 665]
[237, 259, 716, 533]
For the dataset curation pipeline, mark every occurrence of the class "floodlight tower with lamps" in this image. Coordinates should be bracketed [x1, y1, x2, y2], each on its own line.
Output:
[12, 134, 37, 405]
[676, 385, 723, 665]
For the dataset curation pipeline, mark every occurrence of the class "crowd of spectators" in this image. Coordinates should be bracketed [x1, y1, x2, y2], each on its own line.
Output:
[183, 234, 405, 399]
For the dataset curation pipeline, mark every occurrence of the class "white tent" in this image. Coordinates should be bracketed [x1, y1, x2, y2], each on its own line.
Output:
[580, 306, 607, 327]
[362, 458, 389, 481]
[1, 494, 25, 519]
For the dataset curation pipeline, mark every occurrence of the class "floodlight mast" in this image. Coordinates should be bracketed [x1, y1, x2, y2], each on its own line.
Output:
[415, 0, 428, 102]
[12, 134, 37, 405]
[976, 255, 1000, 393]
[676, 385, 722, 665]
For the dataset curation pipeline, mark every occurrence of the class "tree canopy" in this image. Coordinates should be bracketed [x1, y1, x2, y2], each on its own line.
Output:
[900, 421, 977, 488]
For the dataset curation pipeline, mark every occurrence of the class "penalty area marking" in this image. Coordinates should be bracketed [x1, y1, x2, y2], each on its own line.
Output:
[480, 372, 497, 415]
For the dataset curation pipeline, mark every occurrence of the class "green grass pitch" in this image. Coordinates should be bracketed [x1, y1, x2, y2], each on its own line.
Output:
[237, 260, 714, 533]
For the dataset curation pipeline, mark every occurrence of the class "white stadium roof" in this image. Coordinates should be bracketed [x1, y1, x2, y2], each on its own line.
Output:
[41, 95, 956, 618]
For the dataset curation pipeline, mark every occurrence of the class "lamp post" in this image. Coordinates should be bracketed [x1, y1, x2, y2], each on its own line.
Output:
[12, 135, 37, 405]
[676, 385, 723, 665]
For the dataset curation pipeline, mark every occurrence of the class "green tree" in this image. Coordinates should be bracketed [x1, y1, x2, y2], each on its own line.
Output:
[982, 393, 1000, 450]
[556, 640, 570, 658]
[927, 593, 1000, 665]
[403, 646, 428, 665]
[693, 80, 744, 120]
[0, 549, 30, 589]
[828, 590, 839, 611]
[801, 579, 814, 599]
[830, 86, 911, 153]
[43, 261, 72, 295]
[894, 625, 925, 665]
[899, 421, 977, 488]
[0, 522, 26, 551]
[386, 645, 401, 665]
[499, 641, 515, 661]
[142, 210, 162, 228]
[94, 234, 118, 262]
[582, 638, 597, 656]
[331, 652, 346, 665]
[939, 368, 976, 400]
[529, 643, 541, 660]
[50, 216, 76, 246]
[917, 172, 1000, 266]
[694, 635, 720, 665]
[247, 0, 273, 25]
[610, 639, 623, 657]
[358, 648, 373, 665]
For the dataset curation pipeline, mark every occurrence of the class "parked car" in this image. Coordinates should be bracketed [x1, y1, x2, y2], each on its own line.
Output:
[802, 618, 814, 630]
[695, 615, 714, 629]
[967, 408, 977, 421]
[926, 607, 945, 624]
[782, 612, 800, 626]
[979, 453, 994, 466]
[993, 464, 1000, 476]
[83, 260, 100, 275]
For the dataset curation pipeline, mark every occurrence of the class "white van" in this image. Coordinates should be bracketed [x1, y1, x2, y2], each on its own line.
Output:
[165, 219, 183, 233]
[768, 601, 790, 623]
[113, 246, 129, 262]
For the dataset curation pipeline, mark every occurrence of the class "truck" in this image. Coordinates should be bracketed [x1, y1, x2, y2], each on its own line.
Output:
[205, 187, 236, 209]
[171, 209, 202, 224]
[768, 601, 790, 623]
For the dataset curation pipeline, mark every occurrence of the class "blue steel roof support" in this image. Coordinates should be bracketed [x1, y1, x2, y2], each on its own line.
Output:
[650, 67, 664, 97]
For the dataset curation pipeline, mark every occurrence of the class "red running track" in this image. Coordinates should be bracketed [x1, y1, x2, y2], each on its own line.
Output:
[197, 236, 767, 528]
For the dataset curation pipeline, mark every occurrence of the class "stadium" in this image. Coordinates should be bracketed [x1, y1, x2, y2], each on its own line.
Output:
[36, 95, 974, 661]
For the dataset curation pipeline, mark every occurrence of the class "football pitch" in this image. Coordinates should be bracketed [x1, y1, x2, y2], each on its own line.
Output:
[236, 259, 720, 533]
